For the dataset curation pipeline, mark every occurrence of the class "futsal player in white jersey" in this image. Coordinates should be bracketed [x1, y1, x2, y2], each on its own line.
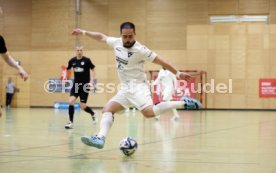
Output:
[154, 67, 180, 121]
[72, 22, 201, 149]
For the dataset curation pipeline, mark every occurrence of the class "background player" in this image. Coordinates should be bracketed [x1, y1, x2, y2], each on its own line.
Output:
[64, 46, 97, 129]
[5, 77, 19, 109]
[154, 67, 180, 121]
[72, 22, 201, 148]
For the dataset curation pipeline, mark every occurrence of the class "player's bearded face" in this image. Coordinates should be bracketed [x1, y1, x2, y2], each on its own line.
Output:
[121, 29, 136, 48]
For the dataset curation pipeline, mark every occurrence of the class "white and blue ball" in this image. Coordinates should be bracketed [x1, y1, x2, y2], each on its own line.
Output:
[119, 137, 138, 156]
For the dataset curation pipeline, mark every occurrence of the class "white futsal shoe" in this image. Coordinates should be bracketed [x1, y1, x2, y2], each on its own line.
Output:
[181, 96, 202, 110]
[65, 121, 73, 129]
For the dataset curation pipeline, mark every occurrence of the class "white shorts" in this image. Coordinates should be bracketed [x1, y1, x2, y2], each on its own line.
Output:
[110, 82, 153, 111]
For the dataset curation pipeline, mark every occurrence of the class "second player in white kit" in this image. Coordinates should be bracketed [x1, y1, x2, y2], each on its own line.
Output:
[154, 68, 180, 121]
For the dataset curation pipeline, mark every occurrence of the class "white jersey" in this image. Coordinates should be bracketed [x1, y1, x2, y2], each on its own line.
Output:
[106, 37, 157, 84]
[6, 82, 15, 94]
[154, 69, 177, 90]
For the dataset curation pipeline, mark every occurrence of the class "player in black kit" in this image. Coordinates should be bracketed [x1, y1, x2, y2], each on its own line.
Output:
[0, 35, 28, 116]
[65, 46, 97, 129]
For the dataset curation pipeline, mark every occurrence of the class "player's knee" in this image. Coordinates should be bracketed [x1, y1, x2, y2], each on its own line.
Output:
[80, 103, 86, 110]
[102, 101, 124, 114]
[102, 106, 109, 113]
[141, 109, 155, 118]
[141, 106, 155, 118]
[143, 114, 154, 118]
[69, 100, 75, 105]
[102, 105, 113, 113]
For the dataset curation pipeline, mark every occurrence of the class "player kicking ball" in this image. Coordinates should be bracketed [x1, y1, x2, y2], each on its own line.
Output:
[72, 22, 201, 148]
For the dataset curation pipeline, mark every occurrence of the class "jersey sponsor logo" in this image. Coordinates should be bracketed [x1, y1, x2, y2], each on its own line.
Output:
[74, 67, 84, 72]
[128, 52, 134, 58]
[116, 56, 128, 65]
[116, 56, 128, 71]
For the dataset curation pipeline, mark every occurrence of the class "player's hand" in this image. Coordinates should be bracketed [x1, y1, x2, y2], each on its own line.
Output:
[72, 28, 84, 36]
[179, 72, 192, 82]
[88, 82, 95, 89]
[89, 79, 98, 93]
[18, 66, 28, 81]
[89, 83, 97, 93]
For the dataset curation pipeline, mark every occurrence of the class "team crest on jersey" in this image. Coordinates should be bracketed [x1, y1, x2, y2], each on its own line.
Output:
[128, 52, 134, 58]
[81, 61, 85, 65]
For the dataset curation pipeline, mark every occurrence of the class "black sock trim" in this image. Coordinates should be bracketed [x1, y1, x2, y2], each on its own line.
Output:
[69, 105, 74, 122]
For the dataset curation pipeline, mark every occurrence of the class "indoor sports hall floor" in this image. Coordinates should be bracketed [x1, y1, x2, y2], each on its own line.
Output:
[0, 108, 276, 173]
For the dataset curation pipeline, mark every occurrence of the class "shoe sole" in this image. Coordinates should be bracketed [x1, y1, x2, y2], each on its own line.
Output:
[65, 126, 73, 129]
[81, 136, 104, 149]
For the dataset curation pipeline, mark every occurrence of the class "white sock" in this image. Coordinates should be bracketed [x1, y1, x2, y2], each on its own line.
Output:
[172, 109, 179, 117]
[98, 112, 114, 138]
[153, 101, 183, 116]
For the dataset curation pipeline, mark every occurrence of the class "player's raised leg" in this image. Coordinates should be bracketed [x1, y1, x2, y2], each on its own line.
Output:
[142, 97, 201, 118]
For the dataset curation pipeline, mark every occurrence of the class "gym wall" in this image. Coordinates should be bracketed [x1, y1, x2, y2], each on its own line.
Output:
[0, 0, 276, 109]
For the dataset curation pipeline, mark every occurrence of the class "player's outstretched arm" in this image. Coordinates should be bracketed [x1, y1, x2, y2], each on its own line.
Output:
[72, 28, 108, 42]
[153, 56, 192, 82]
[1, 52, 28, 81]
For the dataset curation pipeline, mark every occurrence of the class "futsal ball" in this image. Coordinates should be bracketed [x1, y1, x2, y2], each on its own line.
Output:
[119, 137, 138, 156]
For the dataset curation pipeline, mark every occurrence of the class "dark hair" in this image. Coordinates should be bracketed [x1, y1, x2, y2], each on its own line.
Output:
[120, 22, 135, 33]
